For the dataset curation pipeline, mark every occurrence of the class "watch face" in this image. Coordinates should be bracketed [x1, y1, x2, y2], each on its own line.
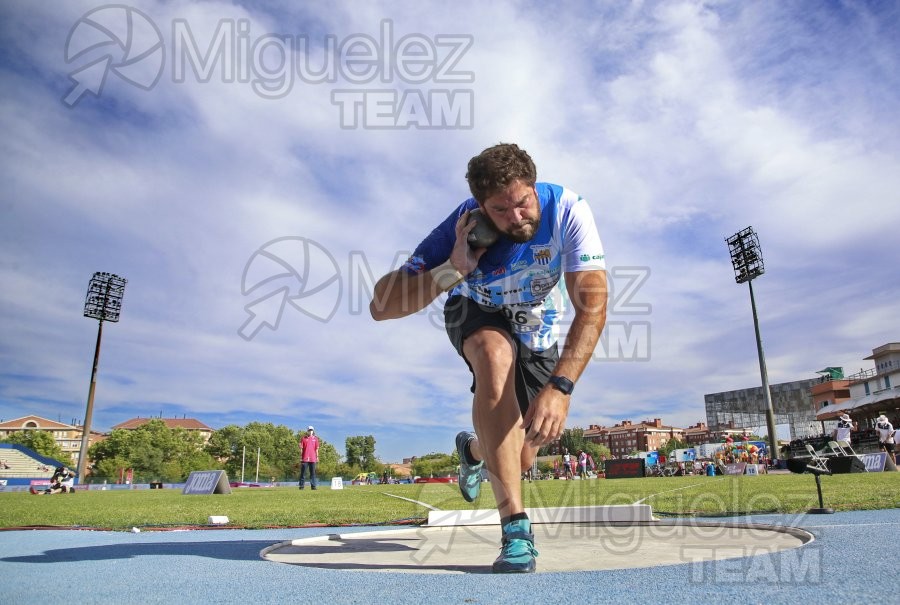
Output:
[551, 376, 574, 395]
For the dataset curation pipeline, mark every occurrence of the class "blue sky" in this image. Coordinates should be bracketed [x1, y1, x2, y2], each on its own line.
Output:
[1, 1, 898, 462]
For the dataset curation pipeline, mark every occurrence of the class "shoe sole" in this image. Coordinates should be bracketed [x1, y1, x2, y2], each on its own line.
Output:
[492, 561, 536, 573]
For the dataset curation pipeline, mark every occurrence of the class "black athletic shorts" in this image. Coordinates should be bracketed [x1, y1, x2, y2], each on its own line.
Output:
[444, 295, 558, 416]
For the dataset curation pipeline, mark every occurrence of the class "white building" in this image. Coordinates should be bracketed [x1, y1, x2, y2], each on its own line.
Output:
[816, 342, 900, 427]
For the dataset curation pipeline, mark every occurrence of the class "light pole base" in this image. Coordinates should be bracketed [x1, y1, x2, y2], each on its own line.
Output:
[807, 507, 834, 515]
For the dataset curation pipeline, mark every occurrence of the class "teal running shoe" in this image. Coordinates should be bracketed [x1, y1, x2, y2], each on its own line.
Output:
[455, 431, 483, 502]
[492, 518, 538, 573]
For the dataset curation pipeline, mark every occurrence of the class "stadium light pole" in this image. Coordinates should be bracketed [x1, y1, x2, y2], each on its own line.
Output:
[725, 227, 780, 463]
[77, 272, 127, 482]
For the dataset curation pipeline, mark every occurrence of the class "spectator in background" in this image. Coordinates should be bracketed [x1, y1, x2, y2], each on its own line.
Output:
[298, 426, 320, 490]
[562, 449, 573, 479]
[832, 413, 855, 446]
[875, 415, 894, 457]
[30, 467, 75, 495]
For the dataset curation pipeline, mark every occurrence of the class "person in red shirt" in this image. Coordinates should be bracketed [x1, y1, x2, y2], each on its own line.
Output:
[298, 426, 320, 490]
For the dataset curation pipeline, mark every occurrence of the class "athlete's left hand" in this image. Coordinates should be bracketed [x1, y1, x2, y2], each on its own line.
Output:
[522, 386, 570, 447]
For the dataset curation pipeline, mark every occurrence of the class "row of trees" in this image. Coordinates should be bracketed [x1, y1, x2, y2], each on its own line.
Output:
[8, 423, 683, 483]
[2, 421, 388, 484]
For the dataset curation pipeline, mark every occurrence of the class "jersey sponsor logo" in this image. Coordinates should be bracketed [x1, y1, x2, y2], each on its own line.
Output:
[531, 245, 552, 265]
[530, 275, 557, 298]
[492, 267, 506, 276]
[501, 287, 524, 296]
[511, 260, 529, 271]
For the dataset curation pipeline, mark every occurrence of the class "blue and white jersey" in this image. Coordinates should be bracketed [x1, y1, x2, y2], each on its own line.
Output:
[834, 419, 852, 442]
[401, 182, 605, 352]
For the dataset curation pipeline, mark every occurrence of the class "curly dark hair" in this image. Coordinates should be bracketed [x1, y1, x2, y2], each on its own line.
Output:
[465, 143, 537, 203]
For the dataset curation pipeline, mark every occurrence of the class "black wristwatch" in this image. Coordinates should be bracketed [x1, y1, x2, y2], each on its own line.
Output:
[548, 375, 575, 395]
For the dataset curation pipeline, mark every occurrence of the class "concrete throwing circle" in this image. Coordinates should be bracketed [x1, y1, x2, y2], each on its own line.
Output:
[261, 521, 814, 574]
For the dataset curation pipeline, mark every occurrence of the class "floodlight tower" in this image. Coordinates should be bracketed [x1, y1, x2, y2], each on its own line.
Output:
[77, 272, 127, 481]
[725, 227, 779, 463]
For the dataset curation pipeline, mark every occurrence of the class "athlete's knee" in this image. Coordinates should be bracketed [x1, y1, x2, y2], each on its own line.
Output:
[464, 328, 514, 363]
[465, 329, 515, 373]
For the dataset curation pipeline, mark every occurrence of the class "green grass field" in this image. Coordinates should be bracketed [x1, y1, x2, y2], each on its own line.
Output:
[2, 473, 898, 531]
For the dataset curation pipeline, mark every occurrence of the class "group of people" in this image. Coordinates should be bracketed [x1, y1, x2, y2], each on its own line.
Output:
[556, 448, 596, 479]
[832, 412, 897, 457]
[29, 466, 76, 495]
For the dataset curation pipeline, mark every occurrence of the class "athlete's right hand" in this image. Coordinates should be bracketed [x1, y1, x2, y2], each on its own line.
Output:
[449, 210, 487, 276]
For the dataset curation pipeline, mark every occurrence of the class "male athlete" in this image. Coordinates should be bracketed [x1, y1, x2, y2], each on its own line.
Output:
[370, 143, 607, 572]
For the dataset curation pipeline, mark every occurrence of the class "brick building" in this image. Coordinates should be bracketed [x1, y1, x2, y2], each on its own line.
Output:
[112, 417, 214, 443]
[583, 419, 684, 458]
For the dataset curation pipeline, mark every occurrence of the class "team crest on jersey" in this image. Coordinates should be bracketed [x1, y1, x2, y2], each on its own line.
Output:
[531, 245, 552, 265]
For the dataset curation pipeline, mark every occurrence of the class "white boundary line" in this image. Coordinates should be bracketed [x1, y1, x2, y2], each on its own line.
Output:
[634, 480, 720, 505]
[382, 492, 442, 511]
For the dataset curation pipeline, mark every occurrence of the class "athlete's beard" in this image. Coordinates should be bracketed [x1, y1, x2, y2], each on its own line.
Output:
[505, 217, 540, 243]
[483, 209, 541, 243]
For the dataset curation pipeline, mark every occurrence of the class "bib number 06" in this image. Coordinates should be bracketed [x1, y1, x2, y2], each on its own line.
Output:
[502, 307, 530, 325]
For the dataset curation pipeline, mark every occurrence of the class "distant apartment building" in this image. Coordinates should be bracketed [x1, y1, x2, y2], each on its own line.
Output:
[112, 417, 214, 443]
[682, 422, 711, 446]
[0, 415, 104, 467]
[816, 342, 900, 426]
[584, 419, 684, 458]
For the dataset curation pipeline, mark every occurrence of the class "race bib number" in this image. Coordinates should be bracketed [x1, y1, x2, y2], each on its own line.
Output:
[501, 304, 542, 334]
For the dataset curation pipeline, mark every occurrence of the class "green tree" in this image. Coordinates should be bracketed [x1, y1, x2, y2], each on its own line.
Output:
[411, 452, 455, 478]
[558, 427, 586, 455]
[314, 441, 341, 479]
[207, 423, 283, 480]
[205, 423, 339, 482]
[2, 430, 72, 465]
[92, 455, 131, 481]
[659, 437, 690, 458]
[204, 424, 244, 477]
[345, 435, 377, 470]
[88, 419, 211, 482]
